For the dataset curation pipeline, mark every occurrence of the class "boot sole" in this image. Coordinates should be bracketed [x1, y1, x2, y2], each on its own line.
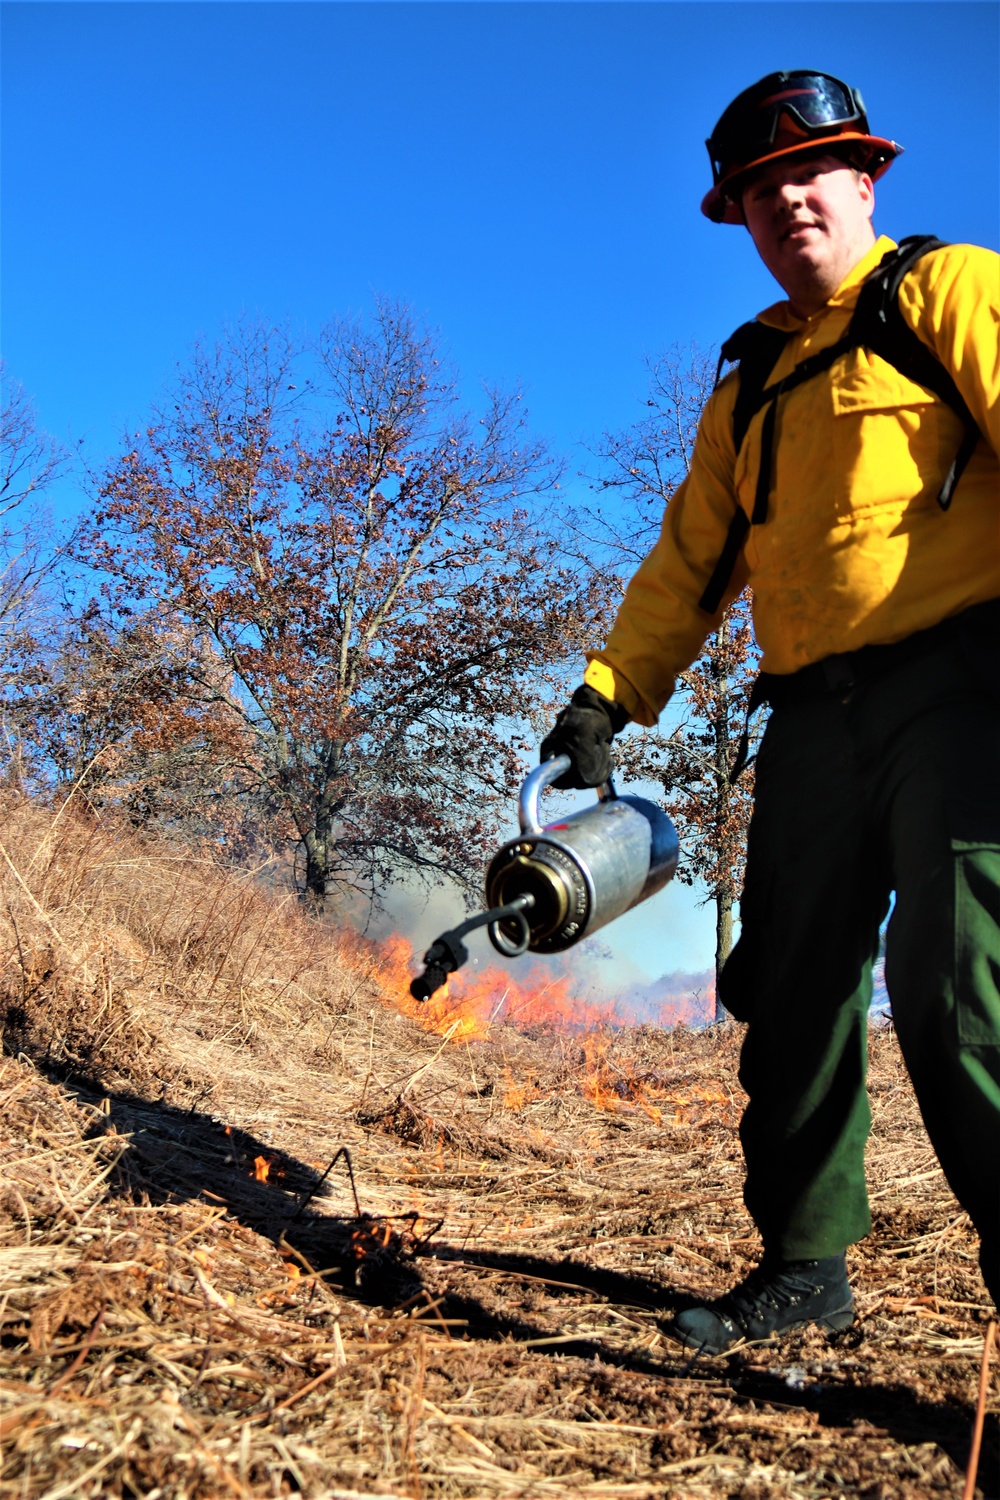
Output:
[817, 1305, 856, 1332]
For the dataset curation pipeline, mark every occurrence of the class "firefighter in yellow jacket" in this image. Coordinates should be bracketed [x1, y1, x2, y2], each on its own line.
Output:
[542, 71, 1000, 1353]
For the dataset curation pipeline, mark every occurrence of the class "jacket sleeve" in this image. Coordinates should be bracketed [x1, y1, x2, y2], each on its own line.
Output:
[583, 375, 747, 727]
[897, 243, 1000, 456]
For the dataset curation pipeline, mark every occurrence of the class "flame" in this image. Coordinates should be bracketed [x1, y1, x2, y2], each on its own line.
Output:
[575, 1034, 732, 1126]
[350, 1218, 394, 1261]
[283, 1261, 302, 1280]
[502, 1065, 542, 1112]
[253, 1155, 271, 1183]
[360, 930, 623, 1043]
[668, 1080, 730, 1125]
[333, 928, 722, 1129]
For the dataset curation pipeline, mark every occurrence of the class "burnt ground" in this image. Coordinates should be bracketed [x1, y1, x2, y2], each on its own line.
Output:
[0, 799, 997, 1498]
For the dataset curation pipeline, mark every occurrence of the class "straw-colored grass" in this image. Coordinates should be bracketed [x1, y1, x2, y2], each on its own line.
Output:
[0, 794, 996, 1498]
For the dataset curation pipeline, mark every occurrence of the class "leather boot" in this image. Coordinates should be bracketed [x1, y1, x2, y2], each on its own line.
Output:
[669, 1254, 854, 1354]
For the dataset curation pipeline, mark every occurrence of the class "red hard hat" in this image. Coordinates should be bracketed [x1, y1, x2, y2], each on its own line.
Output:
[702, 70, 903, 225]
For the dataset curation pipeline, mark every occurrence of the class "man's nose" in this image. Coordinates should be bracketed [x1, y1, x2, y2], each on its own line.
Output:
[774, 180, 805, 212]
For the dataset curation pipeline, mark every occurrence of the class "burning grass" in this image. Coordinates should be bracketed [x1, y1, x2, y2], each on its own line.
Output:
[0, 794, 996, 1498]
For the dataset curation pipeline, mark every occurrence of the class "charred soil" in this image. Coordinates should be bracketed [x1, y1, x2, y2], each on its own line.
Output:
[0, 797, 996, 1498]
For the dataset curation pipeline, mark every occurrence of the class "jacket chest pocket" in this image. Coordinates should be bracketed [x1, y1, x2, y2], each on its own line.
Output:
[832, 346, 941, 416]
[829, 348, 963, 521]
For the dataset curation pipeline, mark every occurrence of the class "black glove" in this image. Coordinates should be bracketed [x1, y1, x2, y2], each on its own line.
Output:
[539, 684, 631, 790]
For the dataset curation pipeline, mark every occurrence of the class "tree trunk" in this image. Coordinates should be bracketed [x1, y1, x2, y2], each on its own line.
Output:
[714, 888, 733, 1024]
[302, 828, 330, 912]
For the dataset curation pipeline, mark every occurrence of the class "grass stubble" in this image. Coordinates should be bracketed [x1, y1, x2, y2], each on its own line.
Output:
[0, 795, 996, 1499]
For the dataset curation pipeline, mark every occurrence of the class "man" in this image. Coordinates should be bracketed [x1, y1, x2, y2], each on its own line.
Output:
[542, 71, 999, 1354]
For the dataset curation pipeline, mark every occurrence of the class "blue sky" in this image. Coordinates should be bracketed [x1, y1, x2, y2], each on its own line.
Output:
[3, 1, 998, 985]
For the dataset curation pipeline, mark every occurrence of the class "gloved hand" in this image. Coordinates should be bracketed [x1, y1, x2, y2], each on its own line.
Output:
[539, 684, 631, 789]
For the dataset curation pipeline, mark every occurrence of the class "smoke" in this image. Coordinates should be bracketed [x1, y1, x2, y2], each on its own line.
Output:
[618, 969, 717, 1028]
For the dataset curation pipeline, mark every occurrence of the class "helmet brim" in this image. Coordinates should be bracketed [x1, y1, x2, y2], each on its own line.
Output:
[701, 133, 902, 225]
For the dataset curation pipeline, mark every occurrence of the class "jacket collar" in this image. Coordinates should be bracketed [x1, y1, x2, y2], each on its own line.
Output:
[756, 235, 898, 331]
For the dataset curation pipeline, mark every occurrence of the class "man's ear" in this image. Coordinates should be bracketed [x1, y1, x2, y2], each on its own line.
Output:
[857, 172, 876, 221]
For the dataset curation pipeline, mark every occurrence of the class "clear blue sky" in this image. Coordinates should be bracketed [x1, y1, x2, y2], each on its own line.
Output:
[3, 1, 998, 985]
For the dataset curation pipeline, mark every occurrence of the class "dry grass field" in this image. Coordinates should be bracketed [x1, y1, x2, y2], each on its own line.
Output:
[0, 796, 996, 1499]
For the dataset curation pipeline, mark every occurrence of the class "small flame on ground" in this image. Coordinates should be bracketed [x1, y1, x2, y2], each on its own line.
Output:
[502, 1065, 540, 1111]
[578, 1035, 731, 1125]
[350, 1220, 393, 1260]
[253, 1155, 271, 1183]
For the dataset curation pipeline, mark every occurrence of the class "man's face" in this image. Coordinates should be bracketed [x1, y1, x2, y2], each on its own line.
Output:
[739, 152, 876, 309]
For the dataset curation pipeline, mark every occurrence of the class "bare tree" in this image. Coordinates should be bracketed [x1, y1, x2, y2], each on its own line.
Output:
[0, 367, 78, 787]
[80, 305, 614, 908]
[586, 345, 762, 1022]
[0, 365, 72, 654]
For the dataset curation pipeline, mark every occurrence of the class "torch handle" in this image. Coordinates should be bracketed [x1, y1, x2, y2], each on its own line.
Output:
[519, 756, 615, 834]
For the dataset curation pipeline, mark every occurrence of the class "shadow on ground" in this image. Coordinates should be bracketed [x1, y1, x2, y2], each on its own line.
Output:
[22, 1056, 997, 1488]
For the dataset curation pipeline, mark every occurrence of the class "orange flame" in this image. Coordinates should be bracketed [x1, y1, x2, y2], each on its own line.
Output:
[333, 928, 719, 1128]
[253, 1155, 271, 1183]
[574, 1034, 732, 1126]
[502, 1065, 541, 1112]
[361, 931, 623, 1043]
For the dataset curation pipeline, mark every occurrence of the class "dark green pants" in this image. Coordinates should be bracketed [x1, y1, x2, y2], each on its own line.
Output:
[719, 610, 1000, 1300]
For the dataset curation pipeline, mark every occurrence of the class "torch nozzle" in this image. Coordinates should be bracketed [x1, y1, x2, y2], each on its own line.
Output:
[409, 962, 453, 1003]
[409, 894, 536, 1001]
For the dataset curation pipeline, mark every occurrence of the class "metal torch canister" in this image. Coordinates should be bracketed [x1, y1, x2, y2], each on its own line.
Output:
[484, 755, 679, 956]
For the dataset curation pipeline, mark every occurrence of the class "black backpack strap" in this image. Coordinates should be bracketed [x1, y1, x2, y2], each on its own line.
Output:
[698, 328, 854, 614]
[849, 235, 981, 509]
[720, 321, 791, 452]
[697, 323, 790, 615]
[698, 506, 751, 616]
[749, 334, 857, 521]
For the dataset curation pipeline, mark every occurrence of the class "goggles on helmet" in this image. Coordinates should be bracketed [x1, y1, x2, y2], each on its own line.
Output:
[708, 73, 866, 183]
[701, 70, 902, 224]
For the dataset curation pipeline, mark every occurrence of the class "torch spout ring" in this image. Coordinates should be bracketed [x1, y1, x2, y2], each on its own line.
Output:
[487, 900, 533, 957]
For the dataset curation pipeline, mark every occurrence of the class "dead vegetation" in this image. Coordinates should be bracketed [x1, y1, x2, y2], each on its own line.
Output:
[0, 795, 996, 1498]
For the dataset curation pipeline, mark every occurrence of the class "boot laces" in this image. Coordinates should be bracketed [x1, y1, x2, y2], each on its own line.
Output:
[725, 1263, 820, 1322]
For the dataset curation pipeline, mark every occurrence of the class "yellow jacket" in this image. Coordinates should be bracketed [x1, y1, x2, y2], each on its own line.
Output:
[585, 236, 1000, 726]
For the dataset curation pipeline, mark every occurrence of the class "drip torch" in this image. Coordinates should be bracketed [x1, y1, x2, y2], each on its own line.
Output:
[410, 755, 679, 1001]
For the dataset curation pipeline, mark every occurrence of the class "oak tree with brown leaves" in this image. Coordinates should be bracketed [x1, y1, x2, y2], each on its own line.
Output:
[82, 304, 611, 909]
[12, 602, 259, 844]
[588, 346, 762, 1021]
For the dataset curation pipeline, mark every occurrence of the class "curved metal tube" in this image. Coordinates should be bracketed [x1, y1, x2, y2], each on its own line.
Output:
[519, 756, 616, 834]
[519, 757, 570, 834]
[409, 894, 536, 1001]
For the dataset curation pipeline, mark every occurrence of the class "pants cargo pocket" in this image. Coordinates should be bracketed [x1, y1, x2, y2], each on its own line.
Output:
[953, 842, 1000, 1049]
[719, 867, 775, 1025]
[718, 936, 755, 1023]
